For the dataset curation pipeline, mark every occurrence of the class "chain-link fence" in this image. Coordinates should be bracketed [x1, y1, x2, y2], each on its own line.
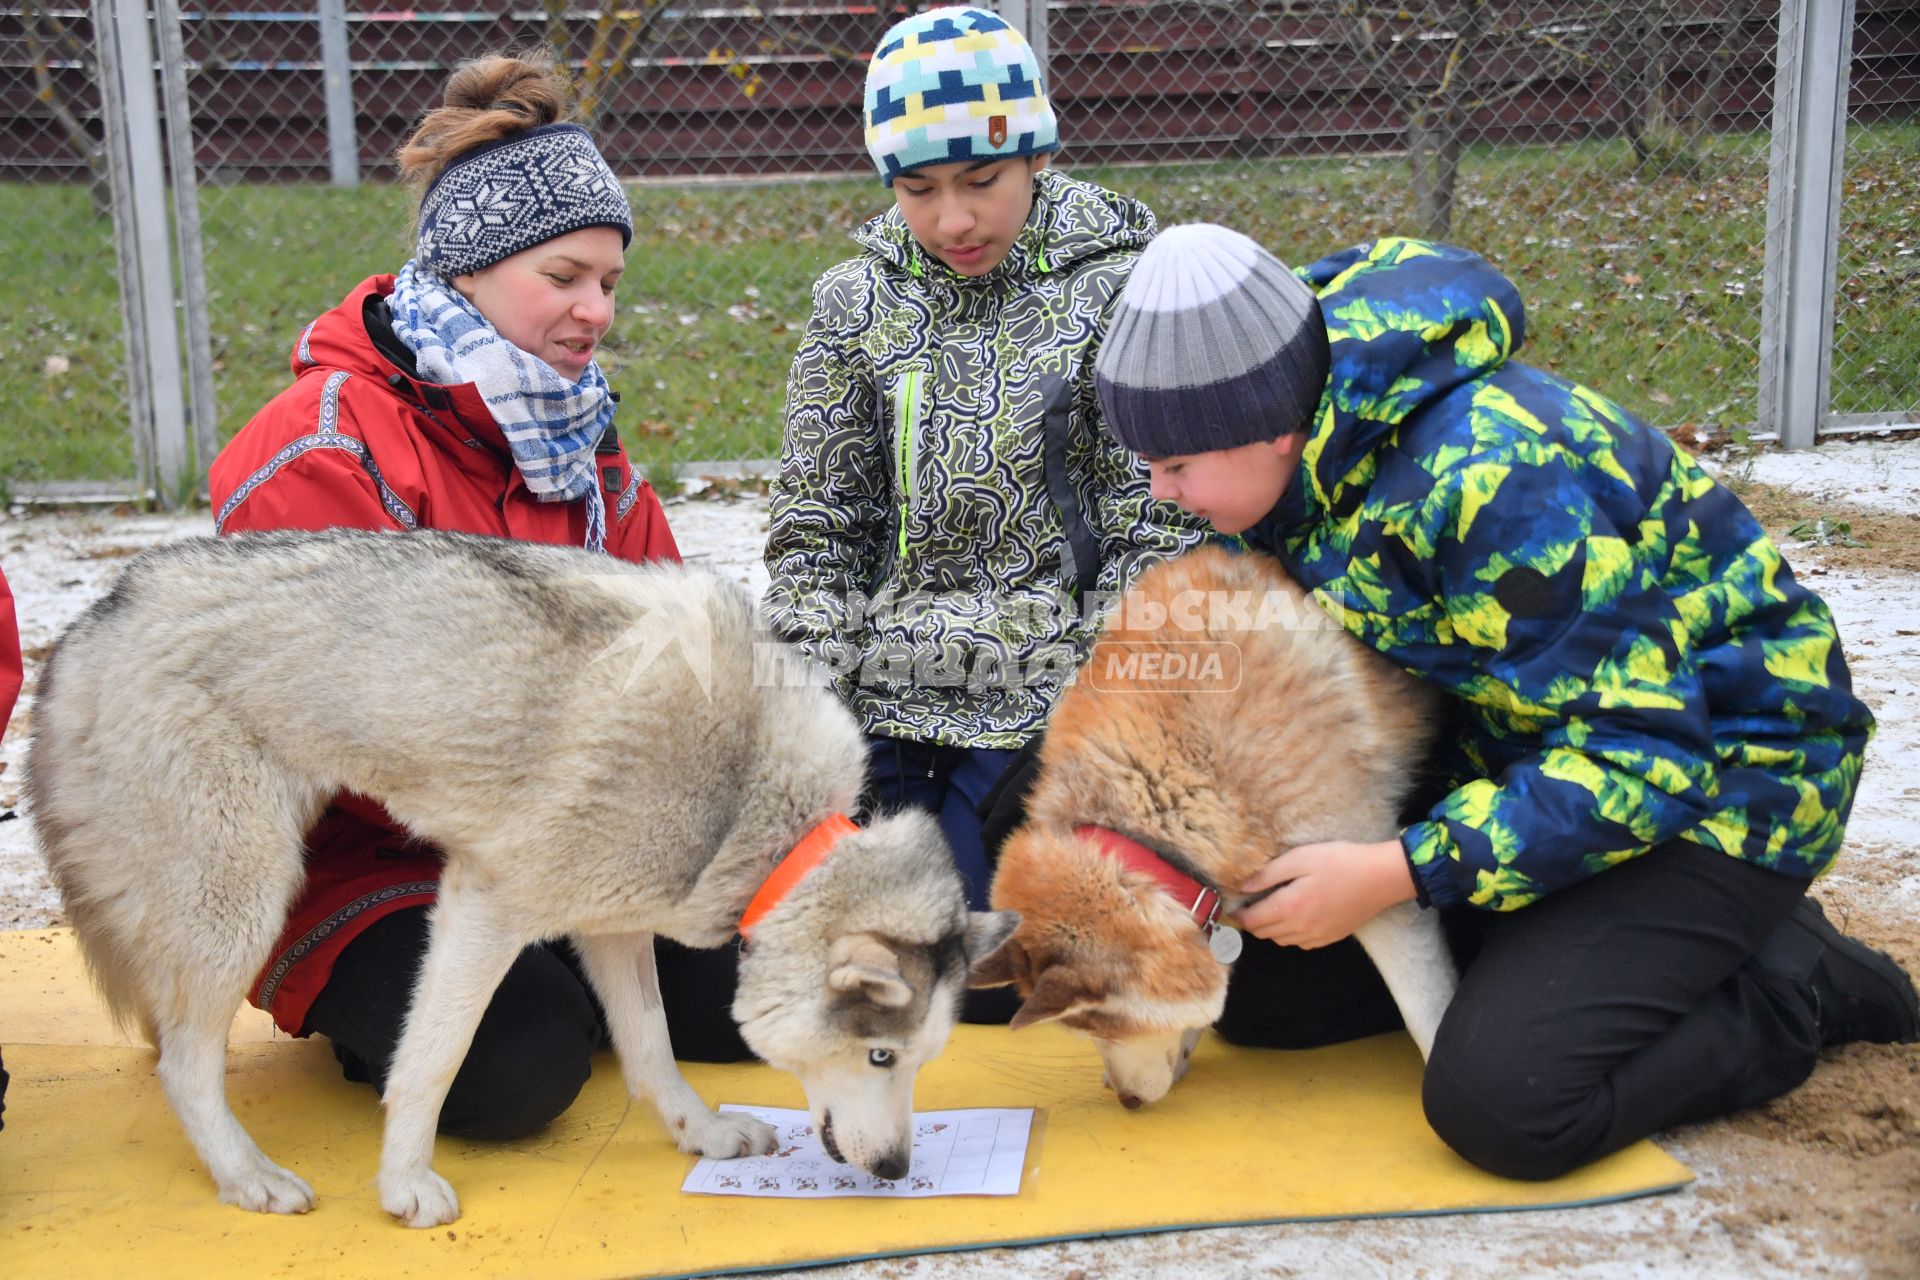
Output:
[1061, 1, 1793, 458]
[1835, 1, 1920, 425]
[4, 0, 129, 491]
[1, 1, 1915, 499]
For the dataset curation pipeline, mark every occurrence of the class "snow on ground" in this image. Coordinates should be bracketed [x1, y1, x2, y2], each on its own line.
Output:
[3, 439, 1917, 1278]
[1740, 434, 1920, 517]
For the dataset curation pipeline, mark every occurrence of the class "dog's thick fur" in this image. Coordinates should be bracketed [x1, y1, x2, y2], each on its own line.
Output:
[29, 529, 1015, 1226]
[972, 546, 1456, 1106]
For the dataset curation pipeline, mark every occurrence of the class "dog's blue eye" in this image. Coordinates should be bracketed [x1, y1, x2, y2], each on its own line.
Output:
[868, 1048, 897, 1069]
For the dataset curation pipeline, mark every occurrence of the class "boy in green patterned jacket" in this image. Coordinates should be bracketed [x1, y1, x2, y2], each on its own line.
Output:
[763, 5, 1202, 1018]
[1082, 224, 1916, 1179]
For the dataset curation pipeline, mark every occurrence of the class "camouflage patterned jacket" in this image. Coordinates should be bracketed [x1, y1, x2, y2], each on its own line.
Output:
[764, 170, 1205, 747]
[1248, 238, 1874, 911]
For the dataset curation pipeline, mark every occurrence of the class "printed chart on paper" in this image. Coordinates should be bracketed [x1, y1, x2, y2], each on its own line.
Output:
[681, 1105, 1034, 1198]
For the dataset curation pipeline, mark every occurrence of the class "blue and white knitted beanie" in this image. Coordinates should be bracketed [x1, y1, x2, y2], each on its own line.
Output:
[864, 6, 1059, 186]
[416, 122, 633, 276]
[1095, 224, 1331, 457]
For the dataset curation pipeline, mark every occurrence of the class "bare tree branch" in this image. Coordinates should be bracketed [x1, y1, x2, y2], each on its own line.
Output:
[21, 0, 110, 215]
[543, 1, 675, 132]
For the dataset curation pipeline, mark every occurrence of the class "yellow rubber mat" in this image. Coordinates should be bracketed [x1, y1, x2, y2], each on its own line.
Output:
[0, 929, 1691, 1279]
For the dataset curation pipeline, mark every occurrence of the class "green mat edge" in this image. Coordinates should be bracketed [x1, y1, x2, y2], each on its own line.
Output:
[659, 1175, 1696, 1280]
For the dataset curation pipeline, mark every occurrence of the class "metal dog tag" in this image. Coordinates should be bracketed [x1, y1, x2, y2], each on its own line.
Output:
[1207, 924, 1243, 965]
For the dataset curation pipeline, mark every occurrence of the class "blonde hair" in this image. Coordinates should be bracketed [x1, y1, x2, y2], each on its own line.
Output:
[395, 49, 576, 205]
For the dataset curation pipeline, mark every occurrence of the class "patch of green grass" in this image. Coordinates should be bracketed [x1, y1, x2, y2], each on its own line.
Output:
[197, 181, 418, 439]
[3, 122, 1915, 487]
[0, 183, 135, 486]
[1830, 124, 1920, 417]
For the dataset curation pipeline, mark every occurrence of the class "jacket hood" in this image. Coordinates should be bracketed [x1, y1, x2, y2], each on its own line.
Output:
[851, 168, 1156, 284]
[1277, 238, 1525, 525]
[290, 275, 408, 382]
[287, 274, 507, 448]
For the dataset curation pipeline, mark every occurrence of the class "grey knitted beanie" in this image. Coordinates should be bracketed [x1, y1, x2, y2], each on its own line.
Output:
[1095, 224, 1329, 457]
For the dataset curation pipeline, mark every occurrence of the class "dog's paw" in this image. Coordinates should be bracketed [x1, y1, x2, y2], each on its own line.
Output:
[380, 1166, 461, 1228]
[678, 1110, 778, 1160]
[216, 1159, 316, 1215]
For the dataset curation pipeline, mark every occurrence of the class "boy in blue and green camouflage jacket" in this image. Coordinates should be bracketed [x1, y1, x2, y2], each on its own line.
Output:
[1086, 225, 1916, 1180]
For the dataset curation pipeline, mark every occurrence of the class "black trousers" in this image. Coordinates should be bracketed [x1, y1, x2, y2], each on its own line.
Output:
[303, 907, 750, 1141]
[861, 734, 1025, 1024]
[1215, 838, 1820, 1180]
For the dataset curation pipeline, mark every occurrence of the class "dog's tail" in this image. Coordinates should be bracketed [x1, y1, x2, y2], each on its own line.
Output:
[29, 578, 318, 1049]
[29, 647, 160, 1045]
[64, 903, 162, 1046]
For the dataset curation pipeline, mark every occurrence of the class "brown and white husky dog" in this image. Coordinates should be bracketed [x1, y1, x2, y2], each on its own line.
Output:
[972, 545, 1455, 1107]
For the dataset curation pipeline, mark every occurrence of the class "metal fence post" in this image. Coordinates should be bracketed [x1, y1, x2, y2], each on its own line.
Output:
[318, 0, 360, 187]
[101, 0, 192, 505]
[90, 0, 152, 498]
[1758, 0, 1855, 450]
[998, 0, 1049, 85]
[156, 0, 218, 485]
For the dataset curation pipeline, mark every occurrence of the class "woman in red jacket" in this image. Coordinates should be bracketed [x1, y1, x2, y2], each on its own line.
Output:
[0, 562, 16, 1132]
[208, 50, 738, 1139]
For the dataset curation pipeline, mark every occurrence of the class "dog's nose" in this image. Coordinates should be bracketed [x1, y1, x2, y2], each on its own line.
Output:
[872, 1151, 909, 1181]
[1117, 1092, 1144, 1110]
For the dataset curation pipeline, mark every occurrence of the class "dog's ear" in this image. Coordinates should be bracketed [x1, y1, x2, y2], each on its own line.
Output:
[827, 933, 912, 1008]
[962, 911, 1021, 978]
[1009, 966, 1094, 1030]
[966, 922, 1025, 990]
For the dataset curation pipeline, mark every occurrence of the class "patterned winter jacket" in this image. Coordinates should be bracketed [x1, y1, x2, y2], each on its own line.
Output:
[1247, 238, 1874, 911]
[764, 170, 1205, 747]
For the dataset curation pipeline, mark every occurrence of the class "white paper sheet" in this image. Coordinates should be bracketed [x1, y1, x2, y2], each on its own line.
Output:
[680, 1105, 1034, 1198]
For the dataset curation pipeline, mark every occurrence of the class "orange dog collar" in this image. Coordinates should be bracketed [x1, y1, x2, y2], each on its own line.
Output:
[737, 813, 860, 939]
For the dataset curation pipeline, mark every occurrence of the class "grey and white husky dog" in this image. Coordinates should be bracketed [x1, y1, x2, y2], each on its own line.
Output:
[28, 529, 1015, 1227]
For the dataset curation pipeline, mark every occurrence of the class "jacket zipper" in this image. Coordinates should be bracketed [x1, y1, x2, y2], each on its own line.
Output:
[895, 367, 924, 563]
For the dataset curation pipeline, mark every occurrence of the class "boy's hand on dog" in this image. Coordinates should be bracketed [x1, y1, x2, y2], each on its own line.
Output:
[1233, 839, 1418, 950]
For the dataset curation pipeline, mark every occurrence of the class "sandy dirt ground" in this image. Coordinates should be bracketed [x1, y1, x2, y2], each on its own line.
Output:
[1, 437, 1915, 1278]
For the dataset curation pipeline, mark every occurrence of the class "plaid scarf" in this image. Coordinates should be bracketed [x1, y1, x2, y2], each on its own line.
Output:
[388, 259, 609, 552]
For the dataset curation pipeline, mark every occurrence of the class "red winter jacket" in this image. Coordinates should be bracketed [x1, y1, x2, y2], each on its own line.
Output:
[209, 274, 680, 1034]
[0, 565, 19, 741]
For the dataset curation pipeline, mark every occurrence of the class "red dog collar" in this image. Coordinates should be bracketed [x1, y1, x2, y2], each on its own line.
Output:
[1074, 824, 1225, 937]
[737, 813, 859, 939]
